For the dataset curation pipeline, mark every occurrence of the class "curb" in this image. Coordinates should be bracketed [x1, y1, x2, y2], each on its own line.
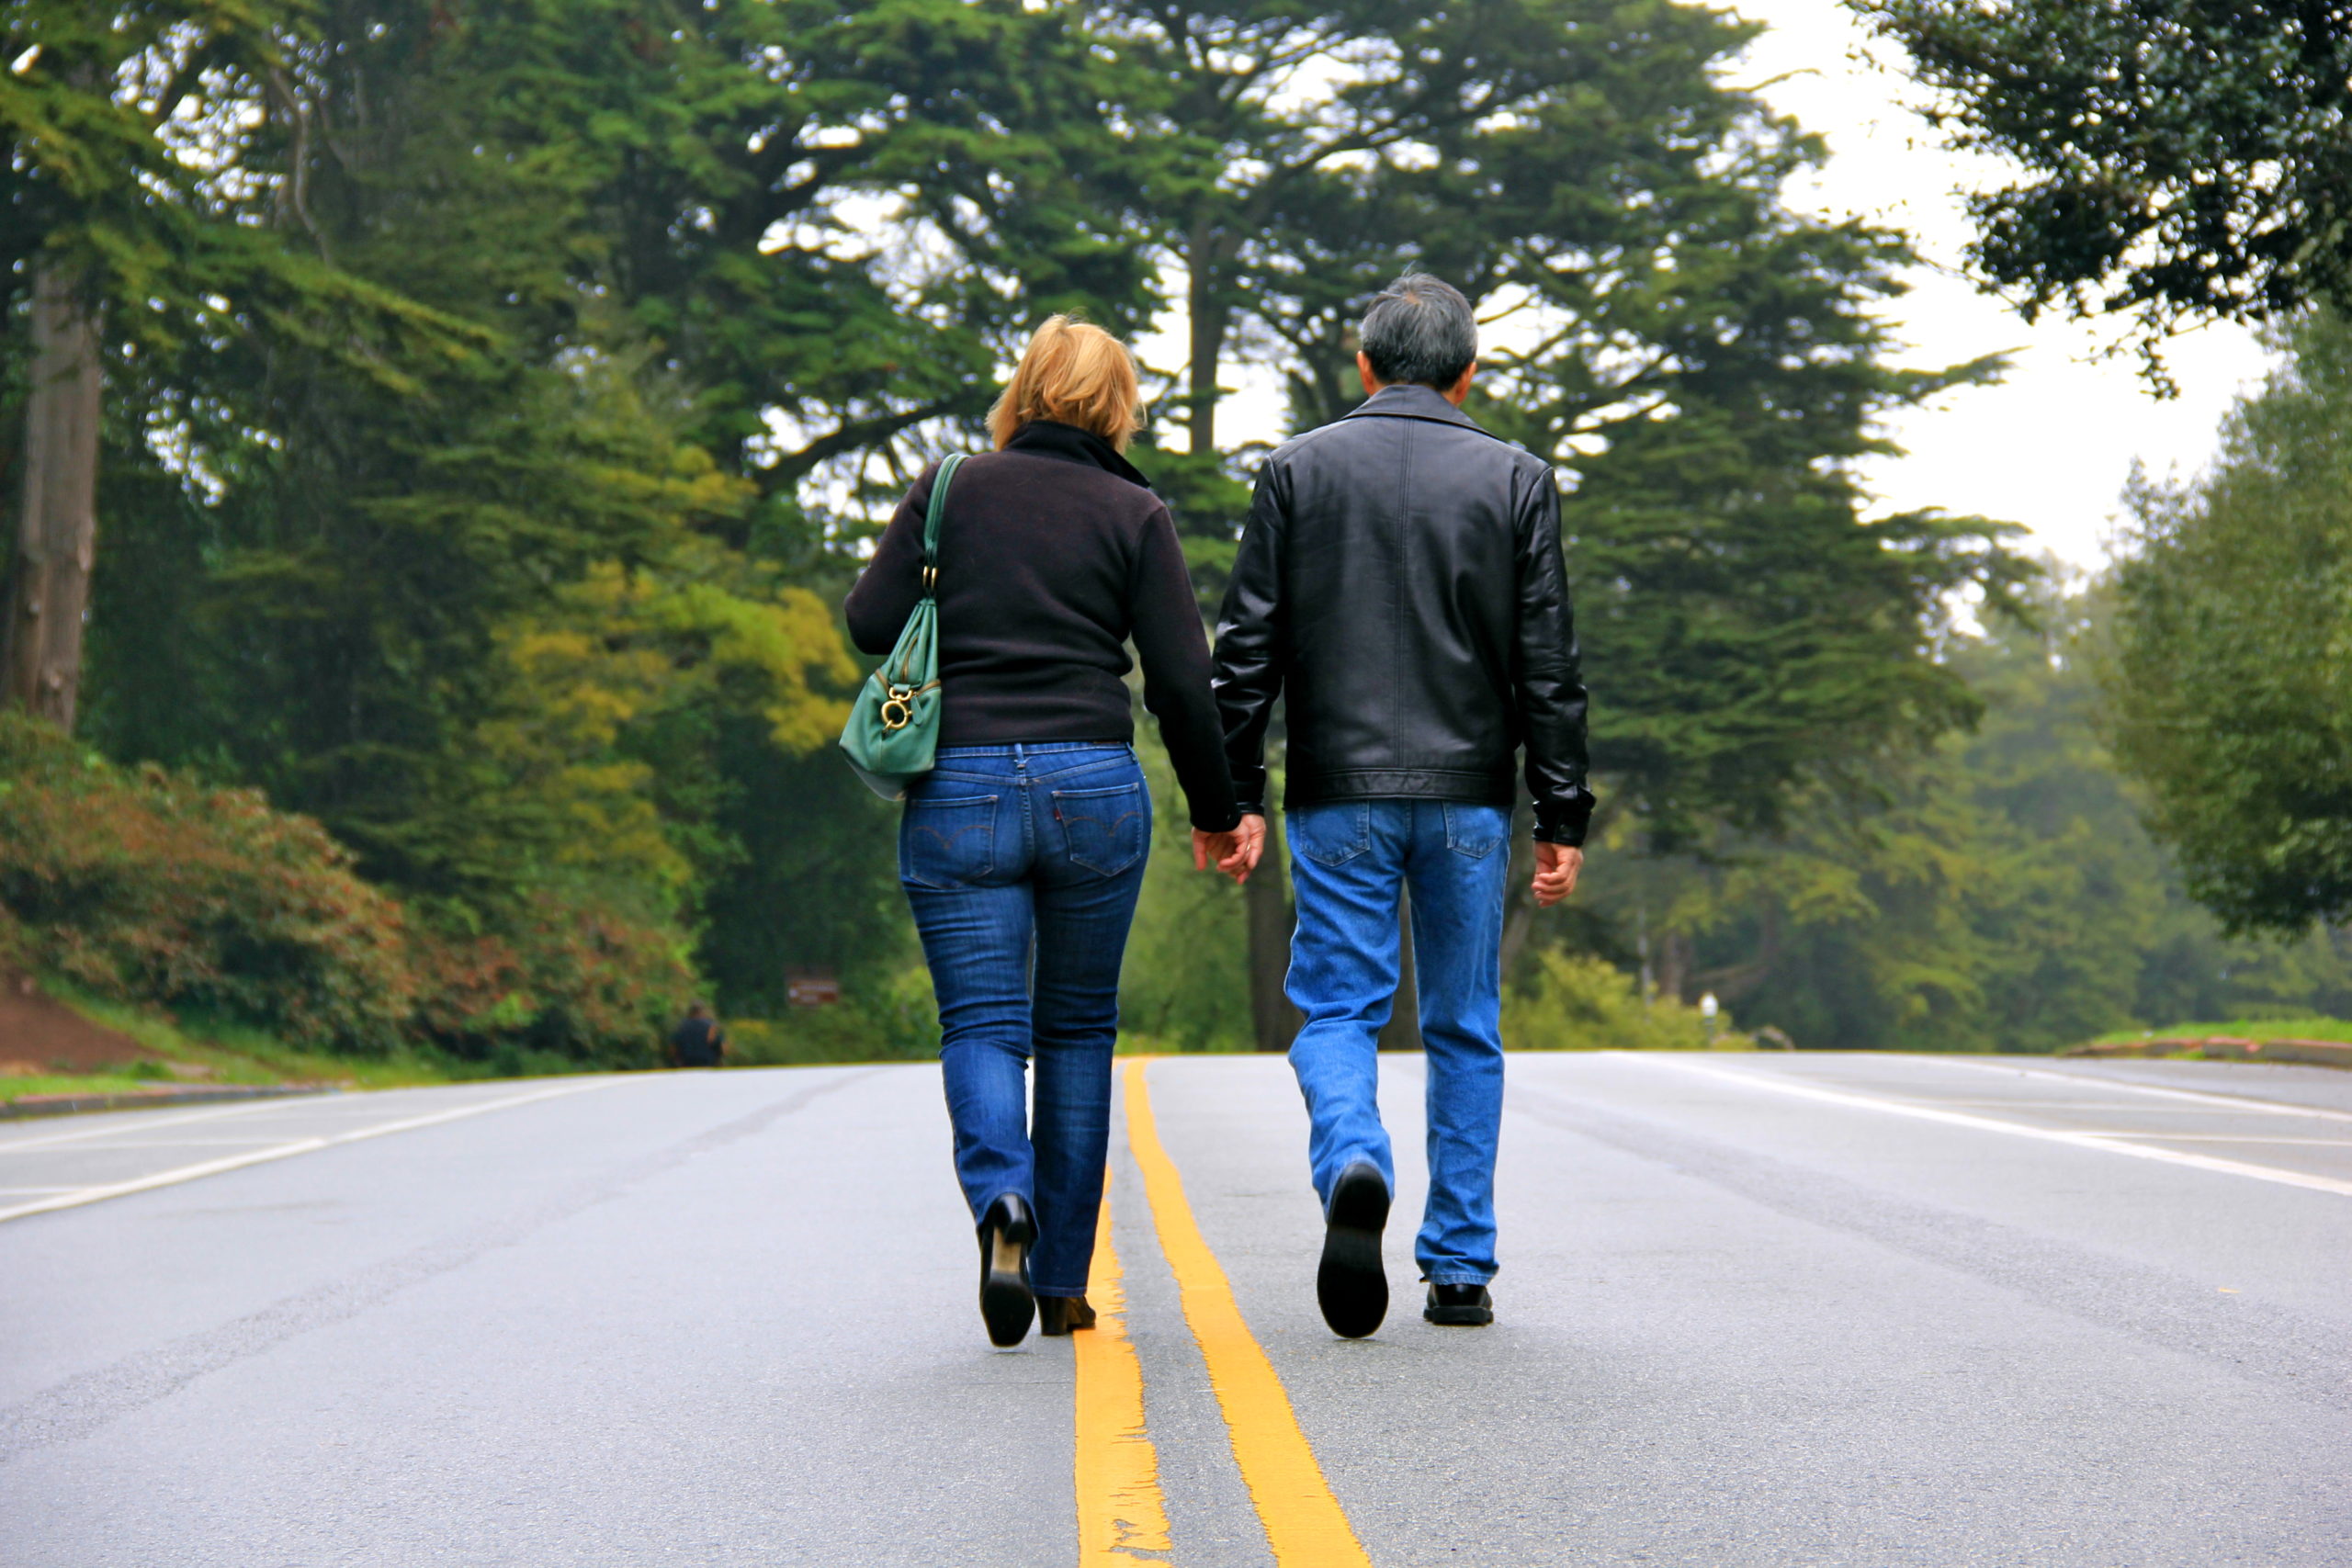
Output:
[2062, 1036, 2352, 1070]
[0, 1084, 339, 1122]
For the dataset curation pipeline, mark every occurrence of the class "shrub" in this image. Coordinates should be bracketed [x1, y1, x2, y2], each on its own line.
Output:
[726, 965, 941, 1065]
[412, 900, 694, 1068]
[0, 715, 415, 1052]
[0, 714, 695, 1065]
[1504, 949, 1749, 1052]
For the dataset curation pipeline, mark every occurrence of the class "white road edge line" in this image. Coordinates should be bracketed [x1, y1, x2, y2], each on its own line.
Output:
[0, 1078, 627, 1224]
[1883, 1054, 2352, 1124]
[1616, 1055, 2352, 1200]
[0, 1094, 342, 1154]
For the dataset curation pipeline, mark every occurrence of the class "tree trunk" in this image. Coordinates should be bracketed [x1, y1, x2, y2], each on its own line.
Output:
[1656, 928, 1693, 1007]
[1186, 221, 1294, 1053]
[1185, 220, 1232, 456]
[1376, 889, 1421, 1051]
[1498, 805, 1538, 979]
[4, 263, 103, 731]
[1246, 854, 1299, 1052]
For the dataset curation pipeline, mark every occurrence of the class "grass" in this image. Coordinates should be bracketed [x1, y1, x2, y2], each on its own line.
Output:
[0, 1071, 197, 1103]
[6, 981, 589, 1103]
[2088, 1016, 2352, 1045]
[46, 985, 469, 1089]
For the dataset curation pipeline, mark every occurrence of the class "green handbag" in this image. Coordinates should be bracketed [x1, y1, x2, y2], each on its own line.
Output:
[840, 453, 967, 800]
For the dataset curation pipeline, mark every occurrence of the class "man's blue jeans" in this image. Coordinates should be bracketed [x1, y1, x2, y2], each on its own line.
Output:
[1284, 799, 1511, 1286]
[899, 744, 1149, 1297]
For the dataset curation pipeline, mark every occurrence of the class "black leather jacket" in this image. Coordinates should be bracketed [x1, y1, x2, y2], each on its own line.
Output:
[1211, 383, 1594, 845]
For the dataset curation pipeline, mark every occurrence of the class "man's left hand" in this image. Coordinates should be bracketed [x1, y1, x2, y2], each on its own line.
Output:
[1532, 841, 1582, 907]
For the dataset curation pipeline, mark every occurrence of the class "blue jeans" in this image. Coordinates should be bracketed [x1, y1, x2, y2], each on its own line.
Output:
[1284, 799, 1511, 1286]
[899, 743, 1149, 1297]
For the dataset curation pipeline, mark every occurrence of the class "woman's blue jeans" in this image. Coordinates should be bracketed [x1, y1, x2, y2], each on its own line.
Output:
[899, 743, 1149, 1297]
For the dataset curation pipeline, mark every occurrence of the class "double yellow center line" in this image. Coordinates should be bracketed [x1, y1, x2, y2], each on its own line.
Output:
[1074, 1058, 1374, 1567]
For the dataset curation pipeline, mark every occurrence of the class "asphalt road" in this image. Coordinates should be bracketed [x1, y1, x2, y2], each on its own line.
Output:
[2, 1051, 2346, 1566]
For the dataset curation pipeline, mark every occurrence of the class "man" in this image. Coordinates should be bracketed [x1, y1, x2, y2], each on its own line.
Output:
[1204, 273, 1591, 1337]
[670, 1001, 727, 1068]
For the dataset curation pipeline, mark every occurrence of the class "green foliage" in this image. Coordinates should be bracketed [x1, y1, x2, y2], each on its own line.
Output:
[1571, 583, 2352, 1052]
[1080, 0, 2030, 840]
[0, 712, 413, 1052]
[54, 0, 1136, 1047]
[1118, 734, 1252, 1051]
[1856, 0, 2352, 359]
[2103, 310, 2352, 933]
[1, 0, 486, 394]
[0, 714, 692, 1061]
[2088, 1017, 2352, 1046]
[40, 980, 478, 1087]
[1504, 949, 1747, 1052]
[10, 0, 2083, 1067]
[722, 968, 941, 1065]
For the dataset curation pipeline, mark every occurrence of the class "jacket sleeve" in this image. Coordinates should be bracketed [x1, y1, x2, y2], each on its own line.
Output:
[1129, 503, 1243, 832]
[842, 463, 937, 655]
[1211, 459, 1290, 816]
[1513, 467, 1595, 845]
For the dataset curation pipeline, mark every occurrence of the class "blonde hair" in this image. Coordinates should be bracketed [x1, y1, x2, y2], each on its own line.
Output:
[987, 316, 1143, 451]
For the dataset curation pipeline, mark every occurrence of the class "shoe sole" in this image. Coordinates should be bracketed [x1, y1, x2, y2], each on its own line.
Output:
[1317, 1165, 1390, 1338]
[980, 1224, 1035, 1347]
[1422, 1304, 1494, 1326]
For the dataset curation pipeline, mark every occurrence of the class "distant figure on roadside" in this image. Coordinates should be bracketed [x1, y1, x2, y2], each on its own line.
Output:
[844, 317, 1244, 1348]
[1211, 274, 1592, 1337]
[670, 1002, 726, 1069]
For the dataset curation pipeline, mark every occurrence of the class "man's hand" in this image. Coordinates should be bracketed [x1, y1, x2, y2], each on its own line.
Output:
[1531, 841, 1582, 908]
[1193, 815, 1266, 885]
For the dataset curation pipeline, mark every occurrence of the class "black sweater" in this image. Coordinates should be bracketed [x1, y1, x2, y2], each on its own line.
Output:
[844, 422, 1241, 832]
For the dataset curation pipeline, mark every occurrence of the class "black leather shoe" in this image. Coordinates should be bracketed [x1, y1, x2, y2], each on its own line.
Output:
[1037, 1295, 1097, 1336]
[1317, 1160, 1390, 1338]
[977, 1194, 1036, 1347]
[1424, 1282, 1494, 1325]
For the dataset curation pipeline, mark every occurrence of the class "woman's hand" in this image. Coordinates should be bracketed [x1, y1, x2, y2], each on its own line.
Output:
[1193, 816, 1265, 886]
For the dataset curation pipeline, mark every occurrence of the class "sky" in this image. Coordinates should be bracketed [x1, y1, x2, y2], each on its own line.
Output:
[1732, 0, 2273, 570]
[1138, 1, 2279, 573]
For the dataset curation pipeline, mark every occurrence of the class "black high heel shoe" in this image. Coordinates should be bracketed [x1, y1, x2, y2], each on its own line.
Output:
[1037, 1295, 1097, 1336]
[978, 1194, 1037, 1347]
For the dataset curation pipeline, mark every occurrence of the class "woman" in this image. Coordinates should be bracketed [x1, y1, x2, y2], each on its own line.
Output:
[845, 317, 1241, 1348]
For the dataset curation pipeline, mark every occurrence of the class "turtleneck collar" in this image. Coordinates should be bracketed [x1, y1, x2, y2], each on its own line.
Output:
[1006, 420, 1152, 489]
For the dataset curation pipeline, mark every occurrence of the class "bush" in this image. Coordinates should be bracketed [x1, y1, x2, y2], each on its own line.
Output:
[412, 902, 695, 1068]
[0, 714, 416, 1052]
[0, 714, 693, 1064]
[725, 965, 941, 1065]
[1504, 949, 1750, 1052]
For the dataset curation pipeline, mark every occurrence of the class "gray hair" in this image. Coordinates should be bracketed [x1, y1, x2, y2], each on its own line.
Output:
[1358, 273, 1477, 390]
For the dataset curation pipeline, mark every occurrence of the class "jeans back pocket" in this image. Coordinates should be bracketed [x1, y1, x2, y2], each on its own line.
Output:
[901, 793, 1000, 887]
[1290, 801, 1373, 867]
[1053, 781, 1147, 876]
[1442, 802, 1509, 860]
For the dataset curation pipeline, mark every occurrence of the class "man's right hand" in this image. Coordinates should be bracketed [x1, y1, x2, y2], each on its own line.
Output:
[1532, 841, 1582, 907]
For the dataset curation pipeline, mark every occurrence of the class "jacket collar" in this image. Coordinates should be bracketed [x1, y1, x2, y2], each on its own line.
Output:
[1006, 420, 1152, 489]
[1342, 381, 1485, 432]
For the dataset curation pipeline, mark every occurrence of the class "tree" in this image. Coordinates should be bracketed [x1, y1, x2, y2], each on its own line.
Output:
[1566, 582, 2352, 1051]
[1855, 0, 2352, 364]
[1082, 0, 2022, 1043]
[3, 0, 464, 729]
[2103, 310, 2352, 932]
[67, 0, 1180, 1034]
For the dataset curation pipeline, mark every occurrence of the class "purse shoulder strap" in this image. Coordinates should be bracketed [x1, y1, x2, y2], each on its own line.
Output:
[919, 453, 966, 596]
